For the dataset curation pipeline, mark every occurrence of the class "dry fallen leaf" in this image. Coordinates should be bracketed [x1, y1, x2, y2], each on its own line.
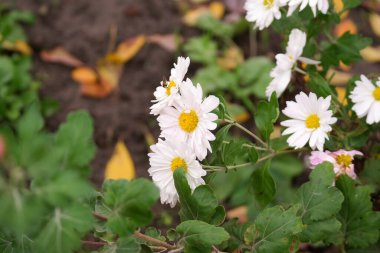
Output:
[335, 18, 357, 37]
[147, 34, 182, 52]
[106, 35, 146, 64]
[327, 69, 353, 86]
[40, 47, 83, 67]
[339, 61, 351, 72]
[369, 12, 380, 37]
[183, 1, 225, 26]
[72, 67, 97, 84]
[270, 126, 282, 139]
[217, 46, 244, 70]
[226, 206, 248, 223]
[105, 140, 136, 180]
[336, 87, 348, 106]
[2, 40, 32, 55]
[361, 46, 380, 62]
[333, 0, 349, 19]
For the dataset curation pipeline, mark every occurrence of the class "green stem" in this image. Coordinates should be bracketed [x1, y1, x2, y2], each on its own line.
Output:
[225, 118, 268, 148]
[202, 148, 308, 172]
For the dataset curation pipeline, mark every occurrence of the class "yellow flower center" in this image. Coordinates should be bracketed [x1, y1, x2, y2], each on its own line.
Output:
[373, 87, 380, 101]
[305, 114, 320, 129]
[170, 157, 187, 172]
[179, 110, 199, 133]
[166, 80, 176, 96]
[263, 0, 274, 7]
[336, 154, 352, 168]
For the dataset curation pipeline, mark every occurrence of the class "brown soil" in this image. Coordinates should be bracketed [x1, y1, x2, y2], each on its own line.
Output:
[7, 0, 184, 187]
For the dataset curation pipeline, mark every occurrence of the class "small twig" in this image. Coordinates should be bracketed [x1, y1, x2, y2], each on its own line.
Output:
[168, 247, 184, 253]
[150, 245, 167, 252]
[81, 240, 108, 247]
[93, 212, 108, 221]
[134, 231, 176, 250]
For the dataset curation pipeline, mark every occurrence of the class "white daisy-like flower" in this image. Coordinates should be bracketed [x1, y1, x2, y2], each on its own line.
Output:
[286, 0, 329, 17]
[157, 80, 219, 161]
[281, 92, 337, 151]
[350, 75, 380, 125]
[150, 56, 190, 116]
[245, 0, 286, 30]
[266, 29, 319, 98]
[148, 138, 206, 207]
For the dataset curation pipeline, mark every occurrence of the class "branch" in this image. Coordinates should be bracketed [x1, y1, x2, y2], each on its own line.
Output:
[134, 231, 177, 250]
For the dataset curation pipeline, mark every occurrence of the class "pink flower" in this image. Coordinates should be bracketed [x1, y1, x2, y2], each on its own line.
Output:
[309, 149, 363, 179]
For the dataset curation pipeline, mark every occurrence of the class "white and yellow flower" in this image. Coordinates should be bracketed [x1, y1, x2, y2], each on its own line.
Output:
[266, 29, 319, 98]
[350, 75, 380, 125]
[148, 138, 206, 207]
[150, 56, 190, 116]
[245, 0, 286, 30]
[281, 92, 337, 151]
[286, 0, 329, 17]
[157, 80, 219, 160]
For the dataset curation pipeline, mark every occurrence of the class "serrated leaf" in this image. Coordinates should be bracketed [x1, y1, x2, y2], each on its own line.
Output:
[336, 176, 380, 248]
[34, 206, 93, 253]
[251, 162, 276, 208]
[105, 140, 135, 180]
[244, 205, 303, 253]
[100, 179, 159, 236]
[99, 237, 141, 253]
[254, 93, 279, 141]
[55, 110, 95, 168]
[176, 220, 229, 252]
[173, 169, 225, 224]
[297, 163, 344, 222]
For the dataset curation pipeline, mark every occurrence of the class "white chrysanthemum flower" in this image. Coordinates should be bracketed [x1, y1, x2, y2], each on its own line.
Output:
[157, 80, 219, 161]
[245, 0, 286, 30]
[148, 139, 206, 207]
[266, 29, 319, 98]
[350, 75, 380, 124]
[281, 92, 337, 151]
[150, 56, 190, 115]
[286, 0, 329, 17]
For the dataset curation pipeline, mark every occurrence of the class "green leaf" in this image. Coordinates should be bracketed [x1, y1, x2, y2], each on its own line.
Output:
[0, 56, 14, 85]
[55, 110, 95, 168]
[251, 162, 276, 208]
[299, 217, 342, 243]
[193, 65, 237, 94]
[254, 93, 279, 141]
[101, 179, 159, 236]
[17, 104, 43, 139]
[195, 15, 234, 39]
[297, 163, 344, 222]
[183, 36, 217, 65]
[244, 205, 303, 253]
[308, 72, 336, 97]
[235, 57, 274, 99]
[222, 218, 250, 252]
[360, 159, 380, 187]
[173, 169, 225, 224]
[99, 237, 141, 253]
[336, 176, 380, 248]
[342, 0, 361, 9]
[176, 220, 229, 252]
[34, 205, 93, 253]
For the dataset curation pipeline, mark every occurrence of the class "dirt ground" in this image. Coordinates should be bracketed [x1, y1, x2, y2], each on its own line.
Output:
[6, 0, 185, 187]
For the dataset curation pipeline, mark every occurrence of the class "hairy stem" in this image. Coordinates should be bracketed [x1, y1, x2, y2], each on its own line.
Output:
[225, 118, 268, 148]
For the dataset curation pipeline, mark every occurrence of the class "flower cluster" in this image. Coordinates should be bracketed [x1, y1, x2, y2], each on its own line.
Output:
[245, 0, 329, 30]
[148, 57, 220, 207]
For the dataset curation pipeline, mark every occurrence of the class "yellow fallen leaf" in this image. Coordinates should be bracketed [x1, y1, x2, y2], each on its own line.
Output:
[147, 34, 182, 52]
[97, 59, 122, 89]
[336, 87, 348, 106]
[217, 46, 244, 70]
[2, 40, 32, 55]
[335, 18, 357, 37]
[333, 0, 349, 19]
[327, 69, 353, 86]
[361, 46, 380, 62]
[71, 67, 97, 84]
[183, 1, 225, 26]
[143, 129, 155, 147]
[105, 140, 135, 180]
[106, 35, 146, 64]
[369, 12, 380, 37]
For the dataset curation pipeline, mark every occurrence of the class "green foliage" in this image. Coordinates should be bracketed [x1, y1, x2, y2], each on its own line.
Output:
[254, 93, 279, 141]
[176, 220, 229, 253]
[244, 205, 303, 253]
[97, 179, 159, 236]
[336, 176, 380, 249]
[173, 169, 225, 225]
[297, 163, 344, 243]
[183, 36, 217, 65]
[251, 162, 276, 208]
